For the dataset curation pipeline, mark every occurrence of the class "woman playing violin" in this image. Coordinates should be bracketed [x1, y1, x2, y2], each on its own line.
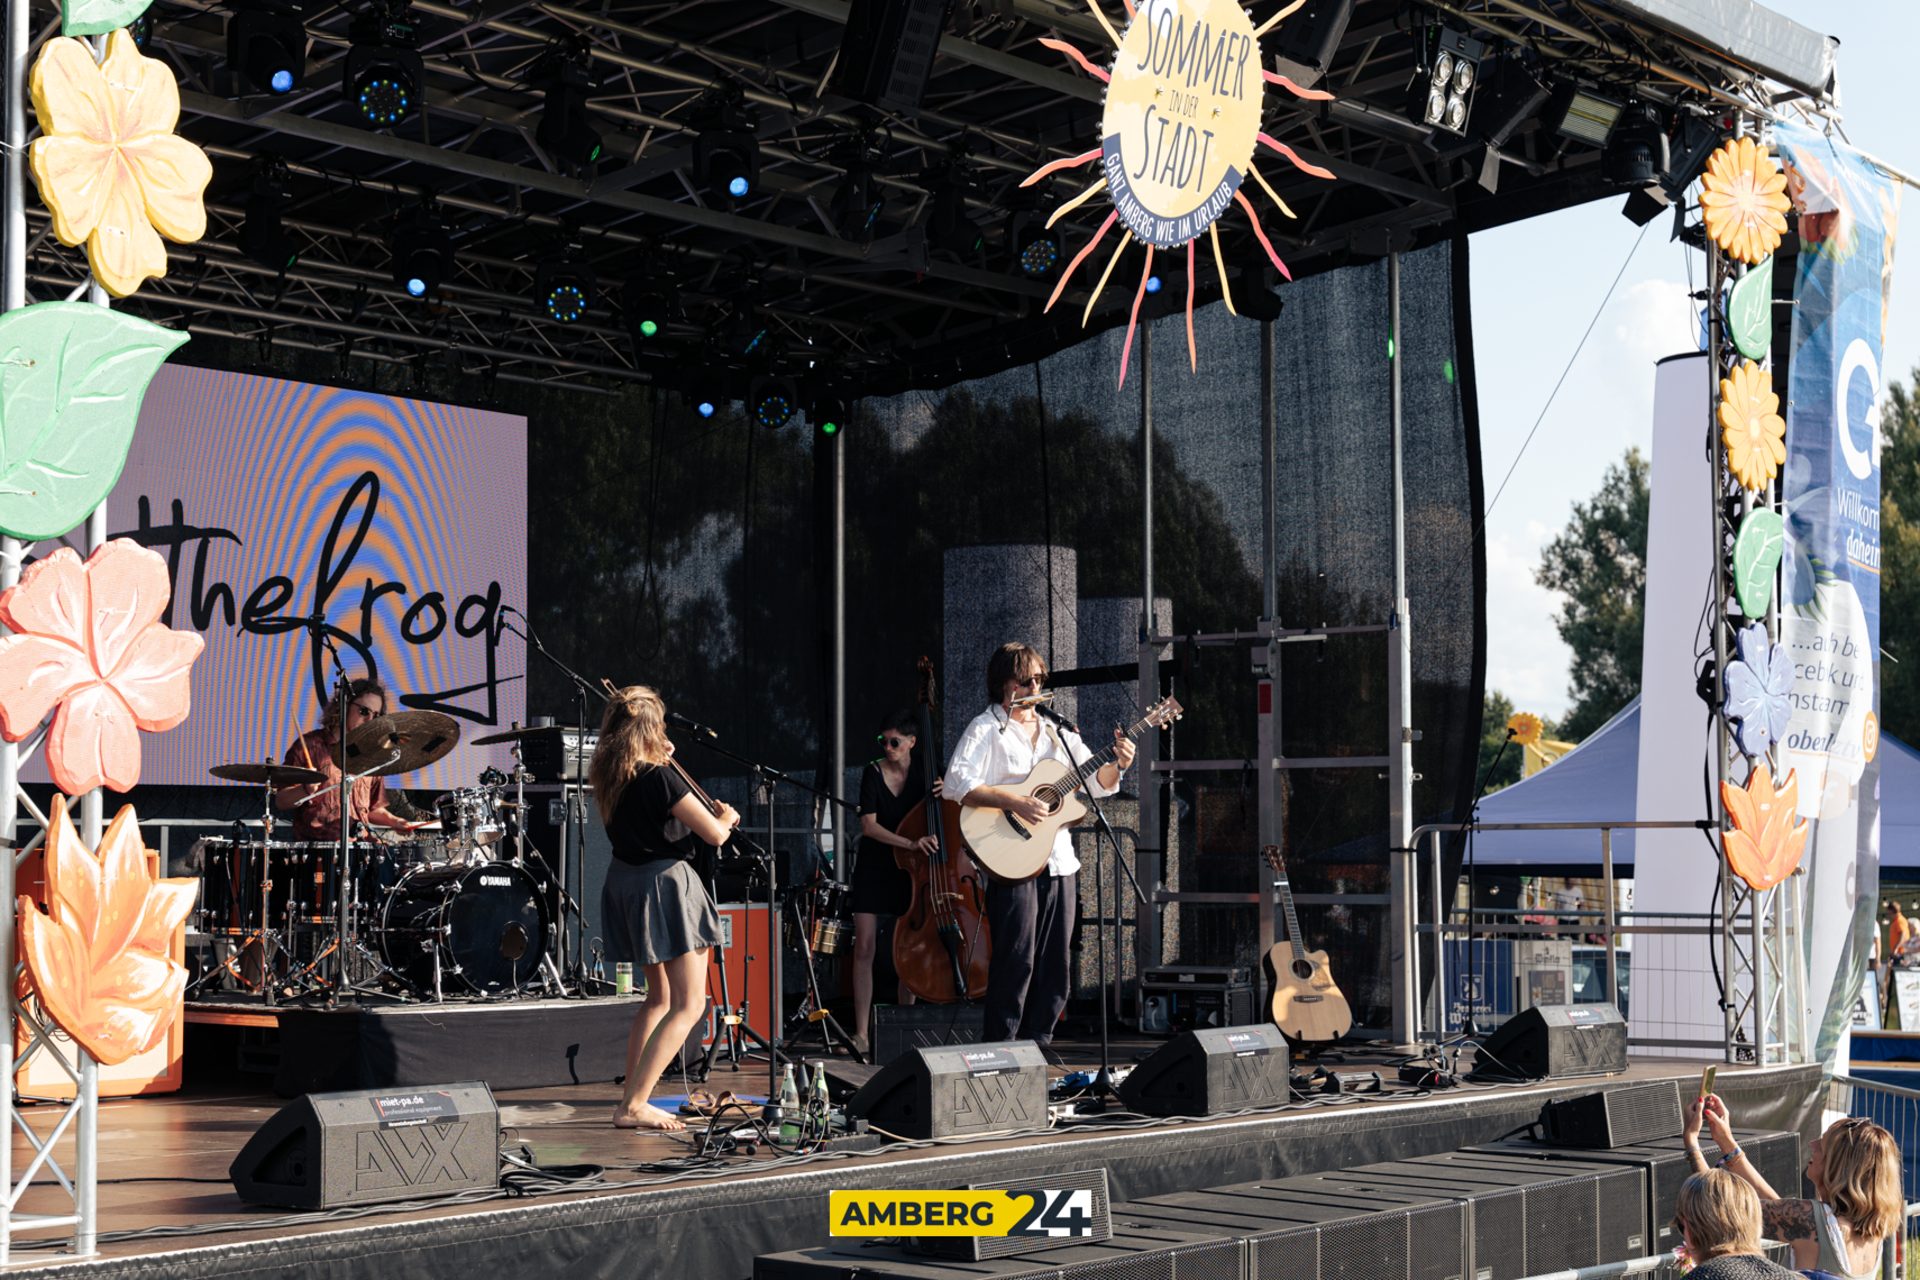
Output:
[849, 709, 934, 1052]
[589, 685, 739, 1133]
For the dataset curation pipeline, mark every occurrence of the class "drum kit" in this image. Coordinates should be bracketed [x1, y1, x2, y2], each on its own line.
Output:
[196, 712, 564, 1004]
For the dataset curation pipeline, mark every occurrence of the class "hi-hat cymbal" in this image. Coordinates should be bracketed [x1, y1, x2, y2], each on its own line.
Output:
[210, 762, 327, 786]
[470, 723, 568, 746]
[333, 711, 462, 777]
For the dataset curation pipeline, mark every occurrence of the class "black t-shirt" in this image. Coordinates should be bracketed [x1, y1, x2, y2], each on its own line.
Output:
[605, 763, 698, 866]
[858, 759, 928, 846]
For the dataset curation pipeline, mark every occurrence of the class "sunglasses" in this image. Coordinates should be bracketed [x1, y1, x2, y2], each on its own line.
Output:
[1013, 674, 1046, 688]
[879, 736, 911, 748]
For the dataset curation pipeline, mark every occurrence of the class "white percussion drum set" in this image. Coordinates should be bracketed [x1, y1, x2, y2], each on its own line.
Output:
[195, 714, 567, 1004]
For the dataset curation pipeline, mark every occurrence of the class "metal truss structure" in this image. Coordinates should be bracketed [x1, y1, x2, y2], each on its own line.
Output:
[4, 0, 1851, 399]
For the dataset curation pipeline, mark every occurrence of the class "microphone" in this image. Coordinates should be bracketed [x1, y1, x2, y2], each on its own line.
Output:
[1035, 703, 1080, 735]
[667, 711, 719, 740]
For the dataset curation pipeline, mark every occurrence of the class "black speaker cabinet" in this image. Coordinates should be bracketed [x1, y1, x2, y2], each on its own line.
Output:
[847, 1041, 1048, 1140]
[1541, 1081, 1683, 1148]
[1469, 1129, 1799, 1254]
[1475, 1004, 1628, 1080]
[756, 1224, 1234, 1279]
[831, 0, 951, 114]
[1118, 1023, 1291, 1117]
[230, 1081, 498, 1208]
[872, 1001, 985, 1068]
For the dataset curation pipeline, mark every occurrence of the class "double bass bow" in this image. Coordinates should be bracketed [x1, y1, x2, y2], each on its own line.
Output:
[891, 658, 990, 1002]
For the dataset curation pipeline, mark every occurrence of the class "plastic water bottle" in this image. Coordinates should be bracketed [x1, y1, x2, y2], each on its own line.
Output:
[778, 1064, 801, 1143]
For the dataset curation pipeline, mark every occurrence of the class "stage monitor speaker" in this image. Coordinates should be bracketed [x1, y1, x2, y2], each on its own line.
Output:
[847, 1041, 1047, 1140]
[1117, 1023, 1290, 1117]
[832, 0, 951, 114]
[1475, 1003, 1628, 1080]
[230, 1081, 498, 1209]
[1541, 1081, 1683, 1148]
[872, 1001, 984, 1068]
[907, 1166, 1112, 1261]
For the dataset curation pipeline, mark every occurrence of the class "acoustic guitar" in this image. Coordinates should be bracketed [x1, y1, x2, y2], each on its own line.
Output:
[1259, 844, 1352, 1045]
[957, 696, 1182, 883]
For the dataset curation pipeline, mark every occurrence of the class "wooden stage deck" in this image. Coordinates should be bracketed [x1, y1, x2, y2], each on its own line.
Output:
[1, 1025, 1824, 1280]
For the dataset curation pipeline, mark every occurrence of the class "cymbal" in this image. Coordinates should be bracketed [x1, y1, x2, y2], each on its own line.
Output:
[333, 710, 462, 777]
[210, 762, 327, 786]
[469, 723, 567, 746]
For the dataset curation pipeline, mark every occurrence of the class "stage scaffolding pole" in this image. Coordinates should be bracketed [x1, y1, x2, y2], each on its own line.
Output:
[1136, 321, 1159, 1005]
[830, 416, 845, 879]
[0, 0, 22, 1258]
[1386, 252, 1417, 1048]
[1256, 320, 1277, 1002]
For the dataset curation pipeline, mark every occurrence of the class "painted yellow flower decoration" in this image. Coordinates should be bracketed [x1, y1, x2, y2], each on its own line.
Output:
[1506, 712, 1543, 746]
[28, 29, 211, 299]
[1718, 360, 1786, 491]
[1699, 137, 1789, 265]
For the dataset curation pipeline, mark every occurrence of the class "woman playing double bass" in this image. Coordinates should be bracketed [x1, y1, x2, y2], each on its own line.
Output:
[848, 709, 932, 1053]
[589, 685, 738, 1133]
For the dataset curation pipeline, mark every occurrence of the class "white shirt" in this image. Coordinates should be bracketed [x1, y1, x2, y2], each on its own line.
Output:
[947, 705, 1118, 877]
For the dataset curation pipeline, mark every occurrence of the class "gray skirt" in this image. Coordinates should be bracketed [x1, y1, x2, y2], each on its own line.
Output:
[602, 857, 725, 966]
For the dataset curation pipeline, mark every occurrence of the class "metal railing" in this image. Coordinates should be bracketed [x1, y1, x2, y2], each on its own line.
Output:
[1830, 1073, 1920, 1280]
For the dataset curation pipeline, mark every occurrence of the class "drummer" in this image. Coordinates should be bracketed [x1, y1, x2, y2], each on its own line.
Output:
[274, 678, 419, 841]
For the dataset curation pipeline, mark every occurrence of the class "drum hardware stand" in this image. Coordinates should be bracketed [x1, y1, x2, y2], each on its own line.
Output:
[779, 885, 864, 1061]
[689, 850, 782, 1084]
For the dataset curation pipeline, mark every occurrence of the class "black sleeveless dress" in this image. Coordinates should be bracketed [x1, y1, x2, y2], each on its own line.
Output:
[850, 761, 926, 916]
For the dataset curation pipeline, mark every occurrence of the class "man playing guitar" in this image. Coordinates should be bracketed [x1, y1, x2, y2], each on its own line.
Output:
[948, 643, 1134, 1053]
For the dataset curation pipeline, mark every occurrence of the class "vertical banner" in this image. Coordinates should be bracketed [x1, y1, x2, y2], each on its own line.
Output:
[1774, 120, 1900, 1069]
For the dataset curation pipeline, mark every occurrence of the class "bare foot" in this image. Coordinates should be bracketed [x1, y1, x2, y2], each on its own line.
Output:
[613, 1103, 686, 1132]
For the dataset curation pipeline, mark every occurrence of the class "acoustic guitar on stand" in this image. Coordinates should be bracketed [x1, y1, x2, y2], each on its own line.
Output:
[1260, 844, 1352, 1045]
[958, 696, 1182, 883]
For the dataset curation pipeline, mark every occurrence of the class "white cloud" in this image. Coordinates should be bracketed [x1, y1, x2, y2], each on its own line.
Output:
[1485, 527, 1574, 718]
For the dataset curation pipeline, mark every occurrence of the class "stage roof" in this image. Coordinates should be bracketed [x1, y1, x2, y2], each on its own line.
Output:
[30, 0, 1840, 395]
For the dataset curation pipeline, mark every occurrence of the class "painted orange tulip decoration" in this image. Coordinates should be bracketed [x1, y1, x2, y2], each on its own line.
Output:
[17, 801, 196, 1065]
[0, 539, 202, 794]
[1719, 763, 1808, 892]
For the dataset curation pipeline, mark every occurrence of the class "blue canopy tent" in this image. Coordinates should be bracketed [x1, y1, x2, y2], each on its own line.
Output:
[1462, 695, 1920, 875]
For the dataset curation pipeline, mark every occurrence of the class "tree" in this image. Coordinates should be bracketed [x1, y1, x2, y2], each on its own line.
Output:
[1880, 367, 1920, 744]
[1536, 448, 1649, 742]
[1476, 690, 1524, 795]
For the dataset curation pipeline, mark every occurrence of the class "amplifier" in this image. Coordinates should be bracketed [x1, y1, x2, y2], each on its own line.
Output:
[907, 1167, 1111, 1261]
[1141, 966, 1256, 1033]
[1142, 965, 1253, 988]
[1541, 1081, 1683, 1148]
[516, 727, 599, 782]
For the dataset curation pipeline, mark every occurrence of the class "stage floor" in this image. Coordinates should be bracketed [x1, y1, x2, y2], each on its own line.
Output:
[3, 1032, 1823, 1279]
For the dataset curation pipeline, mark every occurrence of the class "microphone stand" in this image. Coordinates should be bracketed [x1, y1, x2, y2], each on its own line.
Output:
[1446, 727, 1516, 1053]
[1036, 704, 1147, 1114]
[499, 611, 601, 985]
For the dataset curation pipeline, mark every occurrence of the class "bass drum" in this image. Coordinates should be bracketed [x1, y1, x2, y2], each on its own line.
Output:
[378, 862, 547, 995]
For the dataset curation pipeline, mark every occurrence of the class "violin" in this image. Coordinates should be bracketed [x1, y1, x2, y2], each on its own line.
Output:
[668, 756, 762, 870]
[890, 657, 990, 1002]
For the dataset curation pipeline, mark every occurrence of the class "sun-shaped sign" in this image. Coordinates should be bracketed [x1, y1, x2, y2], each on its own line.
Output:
[1026, 0, 1337, 383]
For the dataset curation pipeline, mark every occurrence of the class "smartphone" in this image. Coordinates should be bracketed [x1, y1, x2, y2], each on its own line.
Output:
[1699, 1065, 1717, 1100]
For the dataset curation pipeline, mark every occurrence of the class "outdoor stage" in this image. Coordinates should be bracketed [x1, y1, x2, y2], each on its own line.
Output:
[2, 1027, 1823, 1280]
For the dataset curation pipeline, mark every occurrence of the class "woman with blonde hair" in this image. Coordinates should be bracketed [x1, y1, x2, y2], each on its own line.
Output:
[1686, 1095, 1902, 1279]
[1670, 1170, 1798, 1279]
[589, 685, 738, 1132]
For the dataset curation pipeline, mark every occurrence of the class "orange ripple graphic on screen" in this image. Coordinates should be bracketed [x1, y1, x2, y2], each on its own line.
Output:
[82, 367, 528, 791]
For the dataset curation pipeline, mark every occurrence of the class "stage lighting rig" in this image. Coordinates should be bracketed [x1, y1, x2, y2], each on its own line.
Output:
[622, 279, 675, 343]
[227, 0, 306, 96]
[829, 135, 889, 243]
[925, 164, 984, 259]
[1004, 190, 1061, 280]
[527, 36, 602, 167]
[812, 394, 848, 439]
[1602, 102, 1668, 186]
[697, 400, 716, 418]
[748, 375, 799, 430]
[1406, 26, 1483, 136]
[693, 88, 759, 202]
[240, 157, 299, 272]
[534, 250, 595, 323]
[1545, 82, 1623, 148]
[389, 202, 450, 298]
[345, 0, 423, 129]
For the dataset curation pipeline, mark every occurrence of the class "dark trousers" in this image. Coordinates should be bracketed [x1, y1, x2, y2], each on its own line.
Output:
[983, 871, 1076, 1044]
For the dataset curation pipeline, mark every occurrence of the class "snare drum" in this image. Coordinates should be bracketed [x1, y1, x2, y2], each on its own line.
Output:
[377, 861, 548, 995]
[436, 788, 505, 860]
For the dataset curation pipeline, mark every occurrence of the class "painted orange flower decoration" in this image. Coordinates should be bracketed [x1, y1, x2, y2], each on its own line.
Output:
[1719, 360, 1786, 492]
[28, 29, 212, 298]
[1506, 712, 1544, 746]
[17, 802, 196, 1065]
[1719, 762, 1808, 892]
[1699, 137, 1790, 265]
[0, 539, 202, 794]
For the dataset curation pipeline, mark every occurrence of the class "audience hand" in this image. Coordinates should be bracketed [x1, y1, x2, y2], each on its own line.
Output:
[1703, 1094, 1737, 1149]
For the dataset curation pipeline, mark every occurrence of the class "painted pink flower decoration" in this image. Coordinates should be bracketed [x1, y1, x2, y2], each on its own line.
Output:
[0, 539, 202, 793]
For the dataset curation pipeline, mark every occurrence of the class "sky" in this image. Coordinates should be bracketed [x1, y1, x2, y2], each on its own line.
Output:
[1470, 0, 1919, 723]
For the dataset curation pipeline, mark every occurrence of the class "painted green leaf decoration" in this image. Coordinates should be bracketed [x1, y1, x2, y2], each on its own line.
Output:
[61, 0, 154, 37]
[0, 302, 186, 540]
[1733, 507, 1786, 619]
[1726, 256, 1774, 361]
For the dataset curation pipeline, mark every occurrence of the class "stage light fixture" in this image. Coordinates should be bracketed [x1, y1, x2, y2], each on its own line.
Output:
[831, 164, 885, 242]
[748, 375, 798, 430]
[813, 395, 848, 438]
[926, 164, 984, 258]
[1407, 27, 1482, 136]
[1546, 83, 1623, 148]
[622, 280, 674, 343]
[534, 252, 595, 323]
[1602, 102, 1668, 186]
[239, 158, 299, 272]
[344, 0, 422, 130]
[1145, 274, 1163, 294]
[697, 401, 716, 418]
[227, 2, 305, 96]
[693, 91, 760, 203]
[389, 205, 450, 298]
[1006, 208, 1061, 280]
[536, 65, 603, 167]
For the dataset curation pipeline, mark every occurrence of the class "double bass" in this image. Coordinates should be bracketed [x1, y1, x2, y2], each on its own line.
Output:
[891, 658, 991, 1002]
